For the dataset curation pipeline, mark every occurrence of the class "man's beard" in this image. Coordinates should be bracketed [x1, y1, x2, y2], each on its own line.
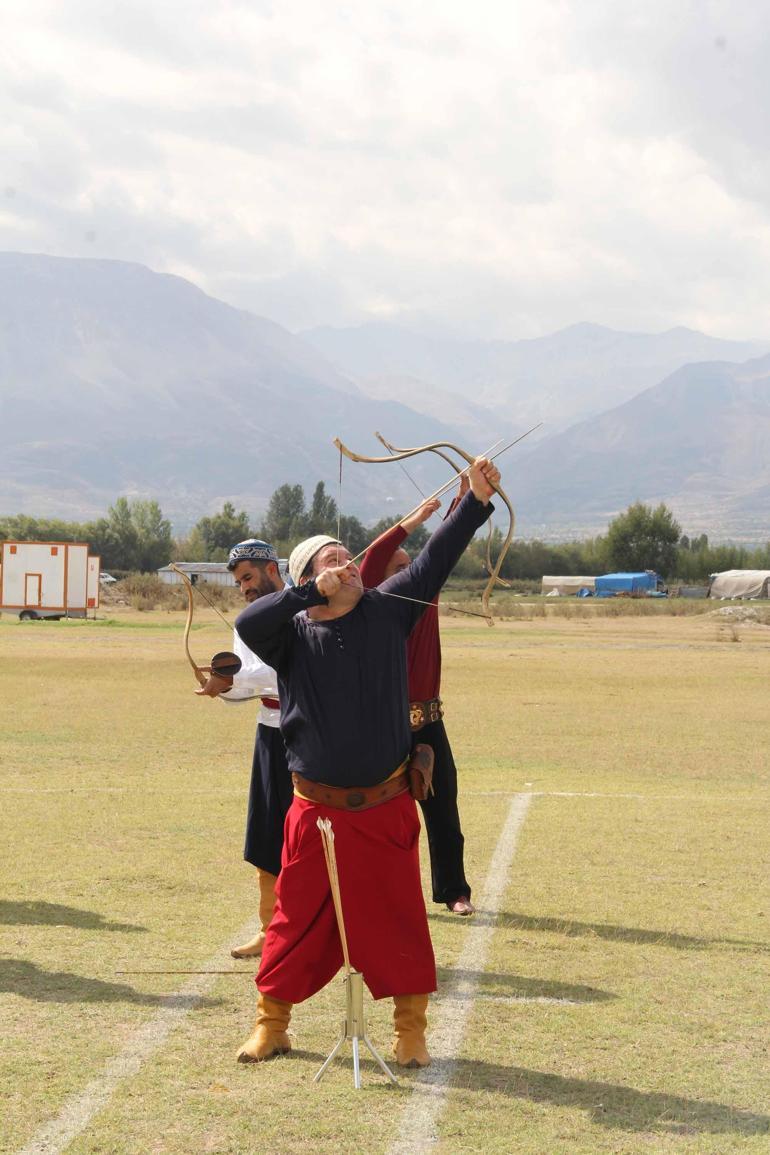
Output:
[243, 577, 274, 602]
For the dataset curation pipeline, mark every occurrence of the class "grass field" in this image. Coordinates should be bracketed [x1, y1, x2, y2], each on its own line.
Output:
[1, 607, 768, 1154]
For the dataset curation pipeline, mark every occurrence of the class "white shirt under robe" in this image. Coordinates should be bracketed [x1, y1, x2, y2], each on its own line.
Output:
[220, 629, 280, 729]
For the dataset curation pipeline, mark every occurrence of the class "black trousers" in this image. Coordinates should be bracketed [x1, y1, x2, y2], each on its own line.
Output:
[244, 723, 293, 875]
[415, 717, 471, 904]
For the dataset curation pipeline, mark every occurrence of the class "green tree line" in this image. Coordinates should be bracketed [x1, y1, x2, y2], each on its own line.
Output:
[0, 483, 430, 573]
[2, 493, 768, 581]
[0, 499, 173, 572]
[452, 502, 770, 584]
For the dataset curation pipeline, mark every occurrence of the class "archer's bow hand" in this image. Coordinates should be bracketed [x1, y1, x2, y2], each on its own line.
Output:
[469, 457, 501, 505]
[194, 668, 235, 697]
[401, 497, 441, 534]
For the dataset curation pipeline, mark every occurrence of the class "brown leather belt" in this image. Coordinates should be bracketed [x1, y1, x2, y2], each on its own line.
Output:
[409, 697, 443, 731]
[292, 767, 409, 811]
[260, 696, 280, 710]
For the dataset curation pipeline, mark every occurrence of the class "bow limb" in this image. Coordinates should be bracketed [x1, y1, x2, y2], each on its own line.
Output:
[375, 432, 465, 476]
[335, 435, 516, 620]
[169, 563, 208, 687]
[375, 432, 511, 593]
[334, 437, 475, 468]
[372, 434, 516, 616]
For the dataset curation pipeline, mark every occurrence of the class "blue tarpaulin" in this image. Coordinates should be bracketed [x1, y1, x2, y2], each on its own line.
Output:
[594, 571, 662, 597]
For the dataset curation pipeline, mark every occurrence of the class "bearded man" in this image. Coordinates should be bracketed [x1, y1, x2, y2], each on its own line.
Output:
[196, 539, 291, 959]
[233, 457, 499, 1069]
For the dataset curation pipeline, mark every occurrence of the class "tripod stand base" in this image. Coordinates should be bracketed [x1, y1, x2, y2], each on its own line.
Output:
[313, 971, 398, 1089]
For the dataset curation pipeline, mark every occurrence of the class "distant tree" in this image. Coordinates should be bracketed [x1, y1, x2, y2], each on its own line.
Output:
[0, 515, 86, 543]
[192, 502, 251, 560]
[84, 497, 172, 571]
[258, 481, 370, 556]
[131, 499, 173, 571]
[367, 514, 430, 555]
[580, 534, 610, 574]
[305, 482, 338, 536]
[260, 484, 306, 543]
[84, 510, 134, 571]
[171, 526, 208, 563]
[605, 502, 681, 576]
[337, 514, 368, 556]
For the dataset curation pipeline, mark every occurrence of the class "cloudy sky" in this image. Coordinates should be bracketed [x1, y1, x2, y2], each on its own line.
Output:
[2, 1, 769, 339]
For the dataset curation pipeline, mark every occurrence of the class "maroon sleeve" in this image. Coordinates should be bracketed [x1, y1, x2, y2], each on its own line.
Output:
[359, 523, 409, 590]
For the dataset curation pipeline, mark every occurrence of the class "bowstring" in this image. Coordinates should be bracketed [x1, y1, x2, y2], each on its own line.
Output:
[170, 562, 233, 630]
[336, 442, 343, 565]
[383, 442, 445, 523]
[190, 579, 233, 630]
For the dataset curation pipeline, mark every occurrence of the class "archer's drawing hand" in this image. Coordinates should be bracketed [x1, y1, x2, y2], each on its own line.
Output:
[315, 563, 358, 598]
[468, 456, 500, 505]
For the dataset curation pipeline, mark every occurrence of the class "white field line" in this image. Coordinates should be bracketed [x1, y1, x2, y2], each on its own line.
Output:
[387, 791, 533, 1155]
[467, 790, 649, 799]
[16, 917, 261, 1155]
[475, 995, 582, 1005]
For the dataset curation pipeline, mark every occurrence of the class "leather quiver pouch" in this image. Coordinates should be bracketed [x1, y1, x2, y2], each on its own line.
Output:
[408, 743, 434, 800]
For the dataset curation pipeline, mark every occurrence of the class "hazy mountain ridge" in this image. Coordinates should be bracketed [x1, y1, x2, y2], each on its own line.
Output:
[504, 355, 770, 538]
[2, 253, 769, 540]
[302, 320, 770, 433]
[0, 253, 470, 526]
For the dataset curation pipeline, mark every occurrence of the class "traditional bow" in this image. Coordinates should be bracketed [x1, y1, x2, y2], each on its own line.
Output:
[169, 562, 239, 690]
[332, 434, 516, 620]
[375, 432, 513, 599]
[169, 563, 209, 686]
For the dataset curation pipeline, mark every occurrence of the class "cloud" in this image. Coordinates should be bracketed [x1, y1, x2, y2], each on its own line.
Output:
[1, 0, 769, 339]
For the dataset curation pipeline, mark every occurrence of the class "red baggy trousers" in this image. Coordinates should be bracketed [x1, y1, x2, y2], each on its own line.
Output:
[256, 790, 437, 1002]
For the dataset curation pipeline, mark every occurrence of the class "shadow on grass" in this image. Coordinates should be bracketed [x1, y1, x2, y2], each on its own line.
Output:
[0, 900, 146, 933]
[417, 1058, 769, 1136]
[436, 966, 615, 1003]
[0, 959, 221, 1008]
[430, 908, 769, 952]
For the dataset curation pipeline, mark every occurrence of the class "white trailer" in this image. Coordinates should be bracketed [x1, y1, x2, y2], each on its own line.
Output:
[0, 541, 101, 620]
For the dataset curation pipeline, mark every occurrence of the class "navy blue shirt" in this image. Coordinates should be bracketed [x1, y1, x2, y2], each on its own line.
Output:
[236, 491, 493, 787]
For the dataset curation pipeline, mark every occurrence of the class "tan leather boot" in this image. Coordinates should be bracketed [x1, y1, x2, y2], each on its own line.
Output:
[231, 869, 277, 958]
[392, 994, 431, 1068]
[236, 993, 292, 1063]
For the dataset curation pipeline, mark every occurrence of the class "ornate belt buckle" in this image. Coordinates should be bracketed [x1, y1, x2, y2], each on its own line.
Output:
[410, 703, 425, 729]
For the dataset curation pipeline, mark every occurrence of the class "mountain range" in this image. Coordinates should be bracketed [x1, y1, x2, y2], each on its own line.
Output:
[0, 253, 466, 527]
[302, 320, 770, 435]
[504, 354, 770, 538]
[1, 252, 769, 540]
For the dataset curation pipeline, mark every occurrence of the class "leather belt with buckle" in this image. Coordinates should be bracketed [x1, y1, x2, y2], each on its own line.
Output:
[291, 764, 409, 811]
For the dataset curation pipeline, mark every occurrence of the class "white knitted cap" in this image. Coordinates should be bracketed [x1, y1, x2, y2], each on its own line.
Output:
[288, 534, 342, 586]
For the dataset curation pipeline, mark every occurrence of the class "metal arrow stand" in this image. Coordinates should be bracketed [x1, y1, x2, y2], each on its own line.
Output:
[314, 817, 398, 1090]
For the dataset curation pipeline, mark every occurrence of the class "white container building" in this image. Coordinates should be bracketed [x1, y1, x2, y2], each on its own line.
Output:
[0, 541, 100, 619]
